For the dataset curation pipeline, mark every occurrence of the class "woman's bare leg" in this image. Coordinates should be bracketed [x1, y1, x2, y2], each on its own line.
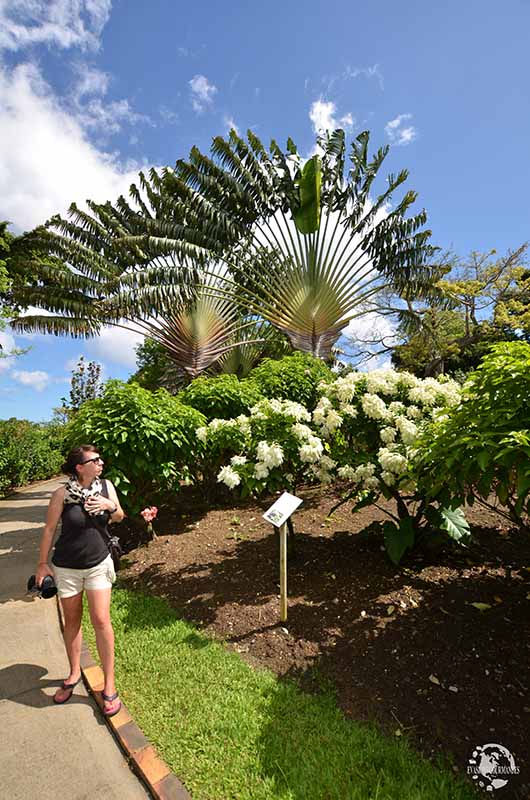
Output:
[86, 588, 117, 710]
[55, 592, 83, 701]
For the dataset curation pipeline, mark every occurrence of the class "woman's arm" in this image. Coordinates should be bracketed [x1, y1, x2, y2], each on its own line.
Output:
[106, 480, 125, 523]
[36, 486, 65, 585]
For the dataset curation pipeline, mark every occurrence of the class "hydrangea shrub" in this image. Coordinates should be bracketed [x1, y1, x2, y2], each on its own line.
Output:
[202, 397, 330, 498]
[312, 369, 469, 563]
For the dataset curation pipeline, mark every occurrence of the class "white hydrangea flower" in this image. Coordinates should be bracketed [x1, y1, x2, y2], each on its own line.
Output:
[320, 455, 336, 471]
[388, 401, 406, 416]
[366, 370, 400, 396]
[377, 448, 408, 475]
[230, 455, 247, 466]
[282, 400, 311, 421]
[325, 409, 343, 431]
[236, 414, 251, 432]
[255, 441, 284, 467]
[353, 462, 377, 481]
[299, 436, 324, 463]
[336, 381, 356, 403]
[338, 465, 357, 480]
[340, 404, 358, 418]
[312, 407, 327, 425]
[292, 422, 313, 440]
[363, 476, 381, 491]
[380, 426, 397, 444]
[312, 466, 334, 484]
[408, 386, 437, 406]
[217, 465, 241, 489]
[361, 393, 389, 420]
[406, 405, 422, 420]
[196, 426, 208, 442]
[395, 417, 418, 445]
[267, 443, 284, 467]
[380, 470, 397, 486]
[254, 462, 270, 479]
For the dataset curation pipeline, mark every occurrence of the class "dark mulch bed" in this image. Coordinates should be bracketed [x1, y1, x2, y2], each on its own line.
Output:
[118, 487, 530, 798]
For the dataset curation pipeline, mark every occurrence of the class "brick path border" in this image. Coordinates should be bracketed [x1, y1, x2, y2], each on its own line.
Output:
[56, 598, 192, 800]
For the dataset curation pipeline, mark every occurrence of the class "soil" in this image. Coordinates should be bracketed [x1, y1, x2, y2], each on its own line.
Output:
[118, 487, 530, 798]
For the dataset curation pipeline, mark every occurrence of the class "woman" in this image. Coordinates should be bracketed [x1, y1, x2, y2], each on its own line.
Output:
[35, 444, 124, 716]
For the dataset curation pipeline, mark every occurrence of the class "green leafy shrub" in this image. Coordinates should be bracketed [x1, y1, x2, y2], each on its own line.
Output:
[248, 353, 333, 408]
[0, 419, 65, 496]
[178, 374, 262, 421]
[415, 342, 530, 532]
[65, 381, 206, 513]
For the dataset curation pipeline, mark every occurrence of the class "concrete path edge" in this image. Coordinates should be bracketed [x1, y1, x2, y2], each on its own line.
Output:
[56, 590, 192, 800]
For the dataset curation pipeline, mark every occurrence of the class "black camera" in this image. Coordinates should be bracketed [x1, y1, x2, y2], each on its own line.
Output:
[27, 574, 58, 599]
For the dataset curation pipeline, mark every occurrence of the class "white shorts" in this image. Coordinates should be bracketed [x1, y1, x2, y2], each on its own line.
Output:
[53, 554, 116, 598]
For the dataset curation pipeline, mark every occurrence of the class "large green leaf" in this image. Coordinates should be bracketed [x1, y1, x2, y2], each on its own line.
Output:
[293, 156, 321, 235]
[438, 505, 471, 544]
[383, 518, 415, 565]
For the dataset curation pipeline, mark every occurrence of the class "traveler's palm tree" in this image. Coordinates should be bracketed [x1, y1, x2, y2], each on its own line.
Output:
[119, 128, 436, 359]
[13, 128, 435, 367]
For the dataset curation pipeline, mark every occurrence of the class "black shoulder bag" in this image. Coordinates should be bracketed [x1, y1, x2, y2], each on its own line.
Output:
[96, 479, 123, 571]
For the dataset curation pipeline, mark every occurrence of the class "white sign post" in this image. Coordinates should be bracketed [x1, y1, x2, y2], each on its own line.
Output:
[263, 492, 303, 622]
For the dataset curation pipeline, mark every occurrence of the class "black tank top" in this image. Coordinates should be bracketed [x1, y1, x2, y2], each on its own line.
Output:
[52, 479, 111, 569]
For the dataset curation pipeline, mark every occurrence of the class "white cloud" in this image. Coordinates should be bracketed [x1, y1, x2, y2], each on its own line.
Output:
[224, 115, 239, 136]
[87, 325, 144, 368]
[309, 98, 354, 134]
[385, 114, 417, 146]
[159, 105, 179, 125]
[0, 62, 142, 231]
[68, 62, 150, 135]
[189, 74, 217, 113]
[71, 63, 110, 101]
[344, 64, 384, 91]
[11, 369, 51, 392]
[0, 0, 112, 54]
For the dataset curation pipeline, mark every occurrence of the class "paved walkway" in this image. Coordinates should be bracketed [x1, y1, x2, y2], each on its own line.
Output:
[0, 478, 149, 800]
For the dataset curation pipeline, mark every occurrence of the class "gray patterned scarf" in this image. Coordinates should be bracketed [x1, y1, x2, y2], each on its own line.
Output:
[64, 476, 104, 516]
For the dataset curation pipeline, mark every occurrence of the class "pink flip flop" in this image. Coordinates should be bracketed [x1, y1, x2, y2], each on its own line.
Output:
[53, 677, 81, 704]
[102, 691, 122, 717]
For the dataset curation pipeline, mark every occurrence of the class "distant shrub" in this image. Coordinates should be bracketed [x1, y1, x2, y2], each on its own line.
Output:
[249, 353, 333, 408]
[65, 381, 206, 513]
[0, 419, 65, 496]
[178, 374, 262, 421]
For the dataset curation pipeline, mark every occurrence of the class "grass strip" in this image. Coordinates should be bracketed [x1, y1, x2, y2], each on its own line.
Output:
[83, 587, 476, 800]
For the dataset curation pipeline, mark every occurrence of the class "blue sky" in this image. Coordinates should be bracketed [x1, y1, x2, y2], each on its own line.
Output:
[1, 0, 530, 421]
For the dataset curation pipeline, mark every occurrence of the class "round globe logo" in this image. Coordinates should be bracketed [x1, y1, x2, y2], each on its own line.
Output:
[467, 743, 520, 791]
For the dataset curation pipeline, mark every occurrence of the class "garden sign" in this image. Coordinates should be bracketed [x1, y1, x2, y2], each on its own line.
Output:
[263, 492, 303, 622]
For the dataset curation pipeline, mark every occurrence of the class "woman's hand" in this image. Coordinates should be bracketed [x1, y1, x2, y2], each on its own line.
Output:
[36, 562, 54, 587]
[84, 495, 115, 515]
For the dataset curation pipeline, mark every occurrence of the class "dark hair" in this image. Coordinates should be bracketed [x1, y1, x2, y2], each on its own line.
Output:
[61, 445, 98, 476]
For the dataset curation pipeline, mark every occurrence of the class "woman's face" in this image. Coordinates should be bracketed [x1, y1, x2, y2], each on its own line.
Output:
[76, 452, 104, 482]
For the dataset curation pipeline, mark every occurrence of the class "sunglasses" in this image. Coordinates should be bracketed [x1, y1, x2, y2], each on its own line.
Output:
[81, 456, 104, 465]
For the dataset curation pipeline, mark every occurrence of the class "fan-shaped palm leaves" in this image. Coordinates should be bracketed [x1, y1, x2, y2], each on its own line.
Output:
[12, 127, 435, 370]
[119, 128, 436, 360]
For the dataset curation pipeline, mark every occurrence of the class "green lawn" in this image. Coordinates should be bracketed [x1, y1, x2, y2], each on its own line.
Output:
[83, 588, 476, 800]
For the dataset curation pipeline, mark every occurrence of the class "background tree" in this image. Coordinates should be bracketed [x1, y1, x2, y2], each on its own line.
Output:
[55, 356, 104, 420]
[343, 244, 529, 377]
